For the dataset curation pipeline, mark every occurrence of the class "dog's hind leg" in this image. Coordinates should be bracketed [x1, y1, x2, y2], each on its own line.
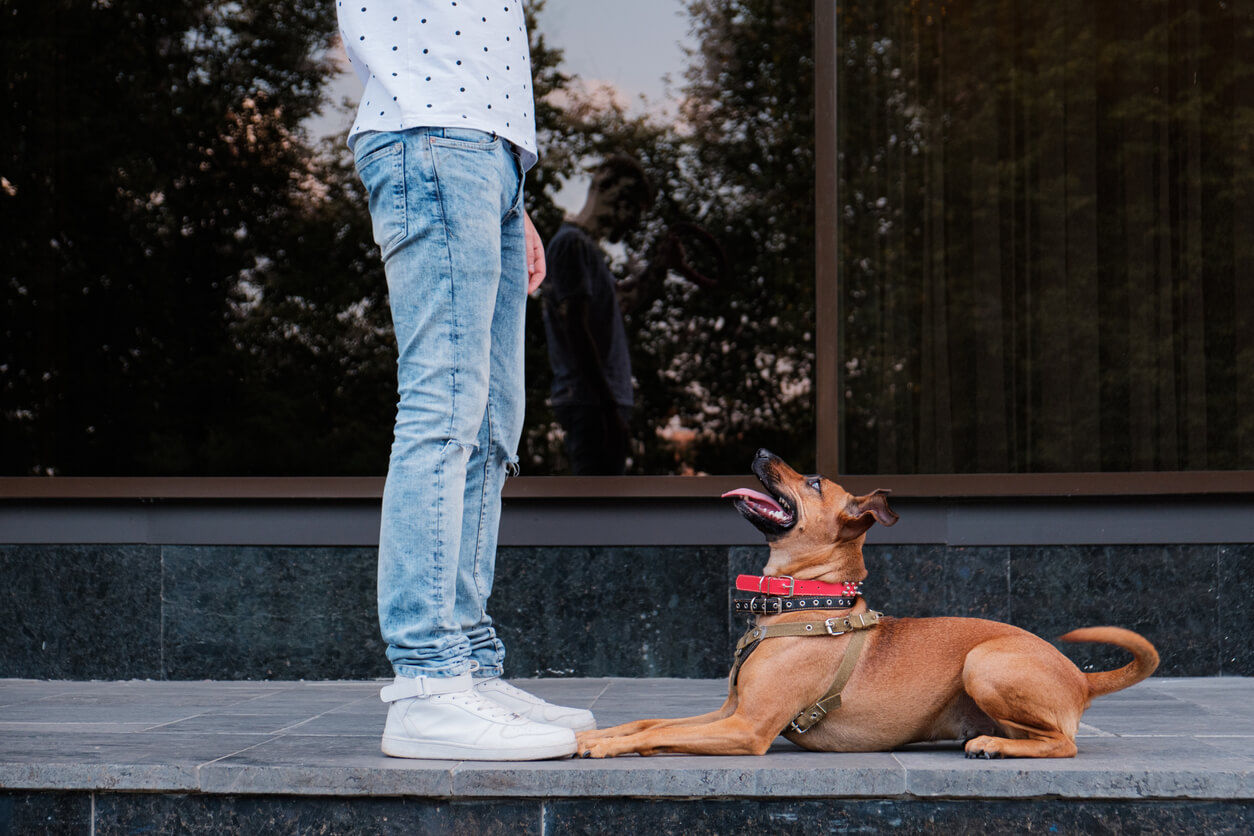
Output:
[959, 636, 1088, 759]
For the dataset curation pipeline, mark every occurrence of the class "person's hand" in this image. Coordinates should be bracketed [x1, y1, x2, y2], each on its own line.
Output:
[524, 211, 546, 292]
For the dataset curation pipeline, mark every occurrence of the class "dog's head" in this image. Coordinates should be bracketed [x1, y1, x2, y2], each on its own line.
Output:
[723, 448, 898, 580]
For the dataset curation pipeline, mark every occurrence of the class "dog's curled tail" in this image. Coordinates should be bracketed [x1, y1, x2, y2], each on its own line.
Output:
[1059, 627, 1160, 699]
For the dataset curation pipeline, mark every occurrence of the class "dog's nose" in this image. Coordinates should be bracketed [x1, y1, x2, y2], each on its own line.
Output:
[755, 448, 773, 460]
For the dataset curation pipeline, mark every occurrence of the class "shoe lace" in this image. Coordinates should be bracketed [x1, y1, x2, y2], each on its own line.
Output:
[446, 688, 524, 722]
[486, 678, 541, 704]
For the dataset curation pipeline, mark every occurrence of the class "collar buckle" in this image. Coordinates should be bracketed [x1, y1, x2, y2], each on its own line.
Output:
[758, 574, 796, 596]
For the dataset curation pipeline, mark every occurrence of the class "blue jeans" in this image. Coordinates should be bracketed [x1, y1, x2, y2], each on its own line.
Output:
[354, 127, 527, 679]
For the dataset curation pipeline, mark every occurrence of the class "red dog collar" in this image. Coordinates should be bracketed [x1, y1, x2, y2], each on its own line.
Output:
[735, 574, 862, 598]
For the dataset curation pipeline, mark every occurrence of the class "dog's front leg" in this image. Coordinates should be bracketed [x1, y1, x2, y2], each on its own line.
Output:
[578, 711, 780, 758]
[576, 702, 735, 747]
[578, 685, 740, 744]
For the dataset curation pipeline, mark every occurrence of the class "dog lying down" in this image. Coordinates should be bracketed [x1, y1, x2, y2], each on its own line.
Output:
[576, 449, 1159, 759]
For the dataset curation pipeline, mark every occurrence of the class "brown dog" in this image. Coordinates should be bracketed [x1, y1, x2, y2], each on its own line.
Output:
[576, 449, 1159, 759]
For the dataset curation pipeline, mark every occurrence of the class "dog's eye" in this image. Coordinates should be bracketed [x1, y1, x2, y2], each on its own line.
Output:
[807, 477, 823, 493]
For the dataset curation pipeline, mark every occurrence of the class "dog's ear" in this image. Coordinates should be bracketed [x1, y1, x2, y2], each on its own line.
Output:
[839, 489, 899, 538]
[855, 489, 898, 527]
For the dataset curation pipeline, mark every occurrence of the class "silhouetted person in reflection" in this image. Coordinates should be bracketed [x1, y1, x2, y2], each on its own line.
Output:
[542, 155, 669, 475]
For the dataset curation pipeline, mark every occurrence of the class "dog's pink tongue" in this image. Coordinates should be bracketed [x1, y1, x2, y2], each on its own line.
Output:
[722, 488, 783, 513]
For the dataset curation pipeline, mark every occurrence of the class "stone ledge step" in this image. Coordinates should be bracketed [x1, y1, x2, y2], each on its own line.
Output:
[1, 677, 1252, 801]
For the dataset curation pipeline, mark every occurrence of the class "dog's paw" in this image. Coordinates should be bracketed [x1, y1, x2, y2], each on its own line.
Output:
[576, 733, 635, 758]
[964, 748, 1003, 760]
[963, 735, 1006, 759]
[575, 733, 604, 758]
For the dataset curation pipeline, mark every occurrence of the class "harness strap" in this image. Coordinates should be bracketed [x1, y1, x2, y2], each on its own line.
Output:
[754, 611, 881, 638]
[788, 627, 871, 733]
[728, 610, 883, 696]
[729, 634, 761, 686]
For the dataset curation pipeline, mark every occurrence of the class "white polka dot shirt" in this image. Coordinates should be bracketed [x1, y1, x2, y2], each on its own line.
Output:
[338, 0, 538, 170]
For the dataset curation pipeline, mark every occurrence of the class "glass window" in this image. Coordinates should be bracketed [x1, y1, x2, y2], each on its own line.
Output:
[523, 0, 817, 475]
[2, 0, 817, 477]
[837, 0, 1254, 473]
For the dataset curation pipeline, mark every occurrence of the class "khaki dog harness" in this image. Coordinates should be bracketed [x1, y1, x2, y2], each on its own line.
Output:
[731, 610, 882, 734]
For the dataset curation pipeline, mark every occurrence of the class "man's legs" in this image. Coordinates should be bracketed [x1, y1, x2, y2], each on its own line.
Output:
[359, 127, 578, 759]
[368, 126, 510, 679]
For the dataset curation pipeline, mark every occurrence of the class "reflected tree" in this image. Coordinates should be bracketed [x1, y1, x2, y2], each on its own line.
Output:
[1, 0, 392, 474]
[521, 0, 818, 475]
[3, 0, 819, 477]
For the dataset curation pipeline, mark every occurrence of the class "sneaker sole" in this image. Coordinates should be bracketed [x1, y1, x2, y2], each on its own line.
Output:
[381, 735, 576, 761]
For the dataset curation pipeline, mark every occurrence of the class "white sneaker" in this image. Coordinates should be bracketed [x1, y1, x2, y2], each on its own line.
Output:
[474, 676, 597, 731]
[379, 674, 576, 761]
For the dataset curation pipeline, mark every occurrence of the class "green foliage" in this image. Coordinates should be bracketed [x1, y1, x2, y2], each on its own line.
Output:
[521, 0, 818, 475]
[1, 0, 392, 474]
[2, 0, 817, 476]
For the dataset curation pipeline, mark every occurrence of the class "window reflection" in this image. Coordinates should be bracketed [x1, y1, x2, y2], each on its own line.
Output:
[8, 0, 1248, 480]
[524, 0, 819, 476]
[839, 0, 1254, 473]
[2, 0, 393, 476]
[1, 0, 818, 477]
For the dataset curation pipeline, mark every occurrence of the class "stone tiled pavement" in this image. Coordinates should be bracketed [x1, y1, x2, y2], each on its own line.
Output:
[1, 677, 1252, 800]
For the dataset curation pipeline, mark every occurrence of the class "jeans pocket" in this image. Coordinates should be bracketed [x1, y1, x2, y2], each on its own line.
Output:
[428, 128, 501, 151]
[355, 137, 408, 259]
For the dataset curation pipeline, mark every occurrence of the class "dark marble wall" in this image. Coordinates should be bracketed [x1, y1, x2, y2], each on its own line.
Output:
[546, 798, 1254, 835]
[0, 793, 91, 836]
[161, 546, 384, 680]
[3, 793, 1252, 835]
[0, 545, 164, 680]
[1, 543, 1250, 680]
